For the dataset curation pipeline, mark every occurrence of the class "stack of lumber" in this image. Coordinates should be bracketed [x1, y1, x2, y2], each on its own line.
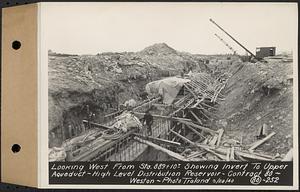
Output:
[136, 122, 287, 161]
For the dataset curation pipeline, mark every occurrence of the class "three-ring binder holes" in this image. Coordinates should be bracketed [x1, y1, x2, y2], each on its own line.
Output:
[11, 144, 21, 153]
[12, 40, 21, 50]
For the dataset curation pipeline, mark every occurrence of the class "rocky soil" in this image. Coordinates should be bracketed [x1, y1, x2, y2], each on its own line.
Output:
[211, 55, 293, 156]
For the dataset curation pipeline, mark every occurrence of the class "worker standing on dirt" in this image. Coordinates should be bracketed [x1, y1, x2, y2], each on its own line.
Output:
[142, 110, 154, 136]
[181, 69, 185, 77]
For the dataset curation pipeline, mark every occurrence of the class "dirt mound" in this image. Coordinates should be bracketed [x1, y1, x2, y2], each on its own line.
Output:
[213, 56, 293, 156]
[140, 43, 177, 55]
[48, 43, 209, 147]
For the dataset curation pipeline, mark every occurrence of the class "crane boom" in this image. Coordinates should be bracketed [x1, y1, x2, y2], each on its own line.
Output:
[209, 18, 258, 60]
[214, 34, 237, 54]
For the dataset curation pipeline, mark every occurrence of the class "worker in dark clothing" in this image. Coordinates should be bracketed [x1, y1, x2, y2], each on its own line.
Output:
[142, 110, 154, 136]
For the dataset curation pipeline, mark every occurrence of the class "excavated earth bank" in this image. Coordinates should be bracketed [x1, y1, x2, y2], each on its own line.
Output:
[49, 44, 293, 158]
[48, 43, 209, 147]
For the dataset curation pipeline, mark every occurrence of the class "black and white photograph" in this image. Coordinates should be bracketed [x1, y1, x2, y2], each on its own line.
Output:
[46, 3, 296, 164]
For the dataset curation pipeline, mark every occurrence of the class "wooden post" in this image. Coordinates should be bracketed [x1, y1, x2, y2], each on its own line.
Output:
[61, 122, 65, 141]
[248, 132, 276, 152]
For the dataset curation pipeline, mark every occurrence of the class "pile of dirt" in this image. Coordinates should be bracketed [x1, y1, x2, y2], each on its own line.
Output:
[48, 43, 209, 147]
[212, 56, 293, 156]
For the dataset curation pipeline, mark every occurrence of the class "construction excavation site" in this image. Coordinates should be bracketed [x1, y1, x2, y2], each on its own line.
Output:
[48, 19, 294, 162]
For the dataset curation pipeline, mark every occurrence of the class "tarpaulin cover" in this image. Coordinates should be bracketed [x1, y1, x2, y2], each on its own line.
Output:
[49, 147, 67, 162]
[124, 99, 137, 108]
[112, 111, 143, 132]
[145, 76, 190, 104]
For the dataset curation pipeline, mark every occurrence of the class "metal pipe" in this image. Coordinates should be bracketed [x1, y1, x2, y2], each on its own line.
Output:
[209, 18, 258, 59]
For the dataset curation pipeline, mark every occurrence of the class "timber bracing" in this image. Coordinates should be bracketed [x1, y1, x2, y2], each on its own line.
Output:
[67, 73, 227, 162]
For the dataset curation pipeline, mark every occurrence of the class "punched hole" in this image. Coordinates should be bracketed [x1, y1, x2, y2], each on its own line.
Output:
[11, 144, 21, 153]
[12, 41, 21, 50]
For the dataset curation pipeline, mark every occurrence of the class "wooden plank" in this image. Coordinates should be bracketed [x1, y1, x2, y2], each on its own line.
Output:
[133, 97, 161, 111]
[82, 120, 112, 130]
[189, 81, 213, 96]
[134, 137, 188, 161]
[104, 110, 123, 118]
[206, 148, 227, 160]
[226, 148, 230, 161]
[196, 143, 227, 160]
[184, 84, 198, 99]
[174, 94, 191, 107]
[198, 108, 211, 120]
[170, 129, 196, 146]
[191, 97, 205, 108]
[185, 124, 205, 139]
[248, 132, 276, 152]
[186, 151, 206, 159]
[189, 110, 203, 125]
[182, 110, 186, 139]
[132, 112, 192, 122]
[174, 127, 228, 160]
[195, 143, 273, 161]
[230, 146, 235, 160]
[192, 80, 212, 93]
[152, 103, 171, 108]
[200, 107, 220, 119]
[236, 151, 273, 161]
[235, 153, 247, 161]
[201, 102, 218, 110]
[211, 83, 223, 102]
[208, 134, 218, 146]
[178, 120, 217, 135]
[72, 129, 136, 161]
[189, 81, 207, 93]
[133, 133, 181, 147]
[169, 129, 226, 160]
[213, 83, 226, 102]
[216, 129, 224, 146]
[252, 152, 276, 159]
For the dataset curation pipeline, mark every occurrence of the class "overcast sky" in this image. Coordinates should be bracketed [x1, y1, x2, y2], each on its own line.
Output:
[41, 2, 298, 55]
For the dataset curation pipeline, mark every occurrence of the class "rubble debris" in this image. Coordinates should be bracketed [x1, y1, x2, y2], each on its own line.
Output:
[49, 42, 293, 162]
[49, 147, 67, 162]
